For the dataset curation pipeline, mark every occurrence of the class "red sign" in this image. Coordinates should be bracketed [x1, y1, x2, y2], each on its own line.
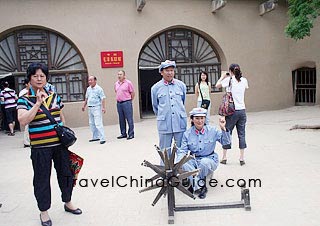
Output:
[101, 51, 123, 68]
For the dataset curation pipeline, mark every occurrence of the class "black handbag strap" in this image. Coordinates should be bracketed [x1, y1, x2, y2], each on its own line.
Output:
[25, 91, 58, 126]
[4, 89, 17, 100]
[7, 91, 15, 98]
[39, 104, 59, 126]
[227, 77, 232, 93]
[199, 82, 209, 101]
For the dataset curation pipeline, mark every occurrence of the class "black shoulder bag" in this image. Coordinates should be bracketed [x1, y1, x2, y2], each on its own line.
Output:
[40, 105, 77, 148]
[199, 83, 210, 110]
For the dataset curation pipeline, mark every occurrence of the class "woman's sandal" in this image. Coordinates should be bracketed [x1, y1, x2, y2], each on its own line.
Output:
[220, 159, 227, 164]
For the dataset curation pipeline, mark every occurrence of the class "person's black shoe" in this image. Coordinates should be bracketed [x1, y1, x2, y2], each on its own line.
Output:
[187, 185, 194, 194]
[64, 204, 82, 215]
[194, 188, 201, 195]
[127, 135, 134, 140]
[182, 178, 190, 187]
[198, 186, 208, 199]
[40, 214, 52, 226]
[117, 135, 127, 139]
[100, 141, 106, 144]
[89, 138, 100, 142]
[240, 160, 246, 166]
[220, 159, 227, 164]
[24, 144, 31, 148]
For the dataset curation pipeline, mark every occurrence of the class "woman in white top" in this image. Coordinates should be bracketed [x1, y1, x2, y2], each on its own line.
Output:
[195, 71, 211, 125]
[215, 64, 249, 166]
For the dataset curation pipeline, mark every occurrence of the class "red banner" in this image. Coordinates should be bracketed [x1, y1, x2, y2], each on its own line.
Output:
[101, 51, 123, 68]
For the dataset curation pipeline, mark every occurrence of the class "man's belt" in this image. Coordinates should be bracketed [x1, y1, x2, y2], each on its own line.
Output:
[117, 99, 131, 104]
[195, 150, 215, 158]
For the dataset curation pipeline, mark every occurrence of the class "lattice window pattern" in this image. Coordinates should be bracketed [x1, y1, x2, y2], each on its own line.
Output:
[139, 29, 221, 93]
[0, 28, 87, 102]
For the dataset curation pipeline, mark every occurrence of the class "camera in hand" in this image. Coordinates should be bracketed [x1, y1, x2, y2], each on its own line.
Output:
[221, 70, 230, 76]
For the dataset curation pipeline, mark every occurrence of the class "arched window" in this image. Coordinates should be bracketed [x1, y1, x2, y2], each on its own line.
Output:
[139, 29, 221, 93]
[0, 28, 88, 102]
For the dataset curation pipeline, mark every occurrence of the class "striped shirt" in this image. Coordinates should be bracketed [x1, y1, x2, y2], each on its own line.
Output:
[17, 87, 64, 149]
[0, 88, 17, 109]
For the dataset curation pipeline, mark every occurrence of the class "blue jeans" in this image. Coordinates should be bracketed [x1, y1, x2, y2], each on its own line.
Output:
[116, 100, 134, 137]
[223, 109, 247, 149]
[88, 105, 105, 141]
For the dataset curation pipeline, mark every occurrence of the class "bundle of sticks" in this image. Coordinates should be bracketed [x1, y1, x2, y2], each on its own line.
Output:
[290, 125, 320, 130]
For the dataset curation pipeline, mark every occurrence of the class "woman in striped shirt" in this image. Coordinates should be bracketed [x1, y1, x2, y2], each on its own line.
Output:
[17, 63, 82, 226]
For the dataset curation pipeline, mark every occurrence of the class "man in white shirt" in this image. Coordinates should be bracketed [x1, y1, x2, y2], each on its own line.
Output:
[82, 75, 106, 144]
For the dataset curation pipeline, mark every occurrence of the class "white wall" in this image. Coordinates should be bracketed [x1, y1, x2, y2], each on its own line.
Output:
[0, 0, 319, 127]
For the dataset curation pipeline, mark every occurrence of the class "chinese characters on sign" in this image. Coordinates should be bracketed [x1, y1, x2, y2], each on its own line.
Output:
[101, 51, 123, 68]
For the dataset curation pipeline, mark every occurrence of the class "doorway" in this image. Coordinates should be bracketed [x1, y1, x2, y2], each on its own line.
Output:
[139, 69, 161, 118]
[137, 28, 223, 118]
[0, 75, 16, 90]
[292, 67, 316, 105]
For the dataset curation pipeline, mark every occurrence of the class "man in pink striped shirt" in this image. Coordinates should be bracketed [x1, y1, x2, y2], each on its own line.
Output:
[114, 70, 135, 140]
[0, 81, 18, 136]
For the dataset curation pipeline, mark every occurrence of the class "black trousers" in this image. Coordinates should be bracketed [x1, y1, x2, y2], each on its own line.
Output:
[31, 145, 73, 211]
[0, 104, 7, 130]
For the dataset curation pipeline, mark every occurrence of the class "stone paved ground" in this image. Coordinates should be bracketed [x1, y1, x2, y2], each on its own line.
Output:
[1, 106, 320, 226]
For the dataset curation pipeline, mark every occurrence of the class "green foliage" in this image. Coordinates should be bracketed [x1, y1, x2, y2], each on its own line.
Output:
[285, 0, 320, 40]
